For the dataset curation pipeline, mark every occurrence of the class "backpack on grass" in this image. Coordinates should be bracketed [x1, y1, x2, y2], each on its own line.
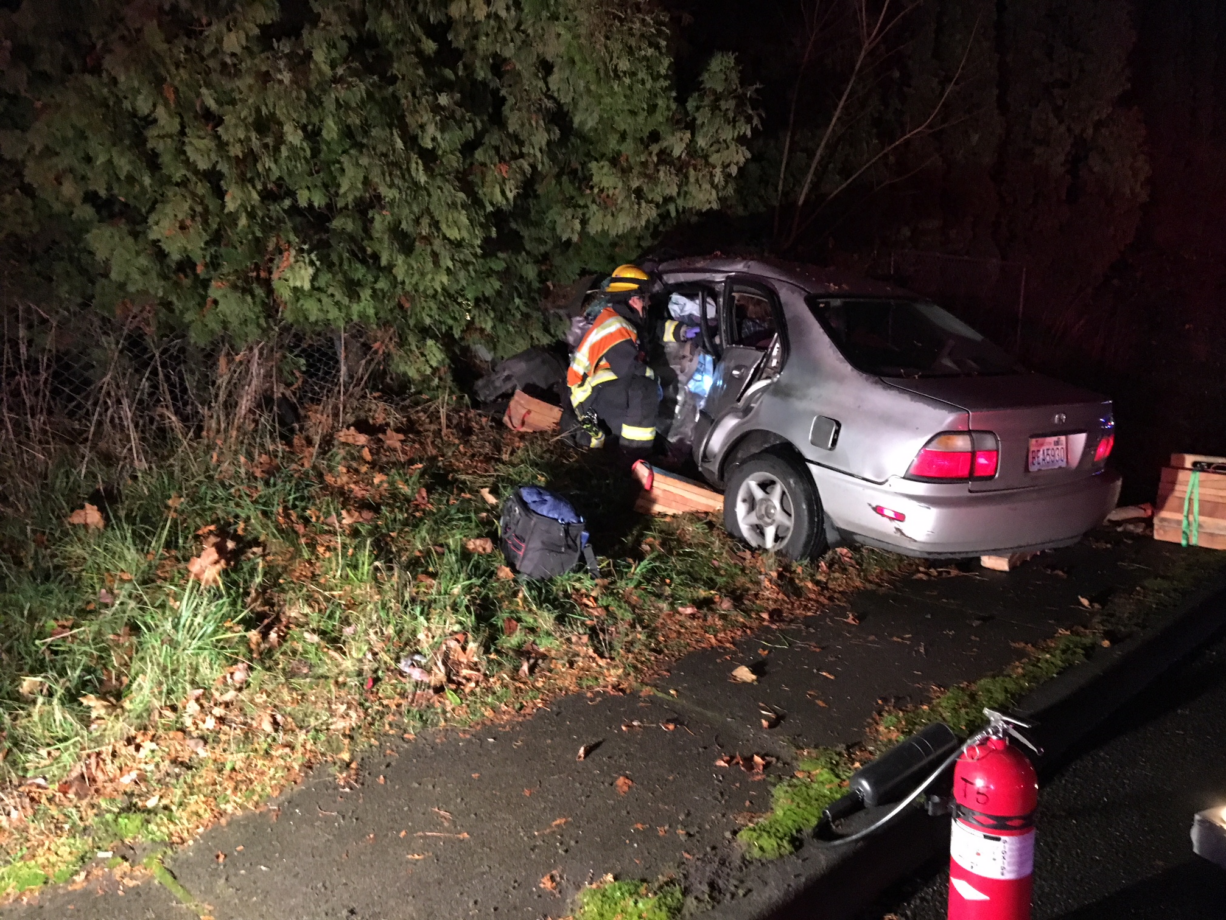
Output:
[499, 486, 599, 579]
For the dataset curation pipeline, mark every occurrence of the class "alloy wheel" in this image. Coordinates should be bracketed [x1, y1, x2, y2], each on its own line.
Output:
[733, 471, 795, 551]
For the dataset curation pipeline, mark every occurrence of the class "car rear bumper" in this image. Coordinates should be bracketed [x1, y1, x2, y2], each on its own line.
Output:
[810, 464, 1123, 558]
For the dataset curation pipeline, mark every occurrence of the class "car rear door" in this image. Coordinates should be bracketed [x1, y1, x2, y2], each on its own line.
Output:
[700, 276, 786, 423]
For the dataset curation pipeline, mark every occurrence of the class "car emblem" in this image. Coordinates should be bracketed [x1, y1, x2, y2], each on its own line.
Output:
[1053, 412, 1066, 425]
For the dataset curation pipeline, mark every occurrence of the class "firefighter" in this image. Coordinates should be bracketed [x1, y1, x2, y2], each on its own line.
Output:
[567, 264, 697, 462]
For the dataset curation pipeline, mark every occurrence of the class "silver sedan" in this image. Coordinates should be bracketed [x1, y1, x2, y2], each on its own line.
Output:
[656, 256, 1121, 559]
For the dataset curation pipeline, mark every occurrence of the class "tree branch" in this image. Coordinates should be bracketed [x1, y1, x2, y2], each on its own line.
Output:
[785, 8, 979, 249]
[784, 0, 918, 248]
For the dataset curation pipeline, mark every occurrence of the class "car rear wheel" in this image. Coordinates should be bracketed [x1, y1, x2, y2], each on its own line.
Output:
[724, 451, 825, 560]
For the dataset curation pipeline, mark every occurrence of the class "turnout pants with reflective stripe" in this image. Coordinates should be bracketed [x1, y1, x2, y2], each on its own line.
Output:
[583, 374, 660, 456]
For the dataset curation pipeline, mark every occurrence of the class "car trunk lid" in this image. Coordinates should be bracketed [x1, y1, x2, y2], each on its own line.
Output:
[885, 374, 1112, 491]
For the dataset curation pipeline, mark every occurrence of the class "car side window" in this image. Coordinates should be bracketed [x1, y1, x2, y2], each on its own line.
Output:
[727, 283, 780, 351]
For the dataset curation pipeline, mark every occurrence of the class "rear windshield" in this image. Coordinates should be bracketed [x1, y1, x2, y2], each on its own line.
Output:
[806, 297, 1022, 378]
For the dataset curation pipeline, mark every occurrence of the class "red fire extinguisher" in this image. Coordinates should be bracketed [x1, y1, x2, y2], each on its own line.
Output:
[947, 713, 1040, 920]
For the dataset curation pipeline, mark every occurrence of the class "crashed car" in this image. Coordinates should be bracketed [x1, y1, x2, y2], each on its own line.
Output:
[654, 256, 1121, 559]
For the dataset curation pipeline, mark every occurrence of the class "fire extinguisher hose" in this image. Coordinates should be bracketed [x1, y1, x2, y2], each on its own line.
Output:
[816, 709, 1039, 848]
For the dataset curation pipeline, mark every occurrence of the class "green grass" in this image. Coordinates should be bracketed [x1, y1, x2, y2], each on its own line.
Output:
[576, 878, 684, 920]
[737, 749, 853, 859]
[0, 408, 902, 893]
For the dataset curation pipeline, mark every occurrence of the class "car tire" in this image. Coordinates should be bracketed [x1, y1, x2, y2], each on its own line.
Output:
[724, 450, 826, 560]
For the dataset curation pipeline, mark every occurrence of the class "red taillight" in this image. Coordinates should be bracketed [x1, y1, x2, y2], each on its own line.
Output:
[1094, 432, 1115, 462]
[910, 446, 973, 479]
[973, 449, 999, 478]
[906, 432, 999, 481]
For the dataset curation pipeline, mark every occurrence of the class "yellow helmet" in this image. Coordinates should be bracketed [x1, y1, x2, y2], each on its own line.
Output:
[604, 263, 650, 294]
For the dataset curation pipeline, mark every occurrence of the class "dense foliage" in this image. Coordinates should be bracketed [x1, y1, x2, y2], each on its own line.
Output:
[0, 0, 755, 375]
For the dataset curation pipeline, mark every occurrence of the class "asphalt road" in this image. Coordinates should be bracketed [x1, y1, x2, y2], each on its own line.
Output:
[859, 627, 1226, 920]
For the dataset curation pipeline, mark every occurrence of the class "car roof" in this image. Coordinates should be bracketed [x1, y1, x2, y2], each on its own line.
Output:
[657, 255, 914, 298]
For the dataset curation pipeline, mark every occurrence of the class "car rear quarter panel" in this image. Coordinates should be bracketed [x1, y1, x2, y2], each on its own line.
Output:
[724, 286, 968, 484]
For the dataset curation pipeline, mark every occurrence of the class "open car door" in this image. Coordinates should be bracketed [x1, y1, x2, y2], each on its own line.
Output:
[693, 275, 787, 465]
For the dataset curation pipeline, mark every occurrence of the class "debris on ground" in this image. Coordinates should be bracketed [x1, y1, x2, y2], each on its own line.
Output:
[981, 551, 1038, 572]
[473, 346, 567, 404]
[715, 753, 774, 775]
[1104, 503, 1153, 523]
[730, 665, 759, 684]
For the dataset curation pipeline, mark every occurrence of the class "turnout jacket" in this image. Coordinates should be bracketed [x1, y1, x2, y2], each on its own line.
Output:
[567, 301, 689, 407]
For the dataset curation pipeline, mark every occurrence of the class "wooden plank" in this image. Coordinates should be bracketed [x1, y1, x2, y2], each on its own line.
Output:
[1158, 467, 1226, 497]
[1154, 512, 1226, 536]
[1154, 518, 1226, 550]
[1155, 495, 1226, 523]
[635, 466, 723, 516]
[1170, 453, 1226, 470]
[503, 389, 562, 432]
[981, 552, 1038, 572]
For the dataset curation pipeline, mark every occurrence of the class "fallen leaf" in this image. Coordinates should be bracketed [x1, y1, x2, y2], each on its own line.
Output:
[819, 670, 836, 680]
[502, 618, 519, 637]
[1078, 595, 1091, 608]
[540, 871, 560, 892]
[336, 427, 369, 446]
[730, 665, 758, 684]
[67, 504, 105, 531]
[614, 775, 634, 795]
[577, 742, 598, 761]
[715, 753, 775, 774]
[187, 543, 225, 587]
[496, 565, 515, 580]
[215, 852, 226, 864]
[479, 488, 498, 506]
[464, 537, 495, 554]
[79, 694, 118, 720]
[406, 853, 430, 860]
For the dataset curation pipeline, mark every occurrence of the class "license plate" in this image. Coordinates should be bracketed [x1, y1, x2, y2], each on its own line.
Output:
[1028, 435, 1067, 472]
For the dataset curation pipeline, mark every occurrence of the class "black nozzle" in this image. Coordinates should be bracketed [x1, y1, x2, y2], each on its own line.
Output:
[822, 790, 865, 825]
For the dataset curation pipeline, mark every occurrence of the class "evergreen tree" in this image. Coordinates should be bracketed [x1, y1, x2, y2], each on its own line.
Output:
[0, 0, 756, 376]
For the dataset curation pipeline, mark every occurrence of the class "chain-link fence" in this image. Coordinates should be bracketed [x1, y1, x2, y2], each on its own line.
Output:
[0, 299, 385, 487]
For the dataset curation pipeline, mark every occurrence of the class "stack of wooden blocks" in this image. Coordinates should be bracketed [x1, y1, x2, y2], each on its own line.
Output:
[1154, 453, 1226, 550]
[634, 466, 724, 516]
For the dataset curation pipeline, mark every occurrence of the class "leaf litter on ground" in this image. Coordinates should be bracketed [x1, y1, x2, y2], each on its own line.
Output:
[0, 401, 933, 897]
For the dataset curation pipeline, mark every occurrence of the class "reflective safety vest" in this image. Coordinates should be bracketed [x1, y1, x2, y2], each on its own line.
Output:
[567, 306, 653, 407]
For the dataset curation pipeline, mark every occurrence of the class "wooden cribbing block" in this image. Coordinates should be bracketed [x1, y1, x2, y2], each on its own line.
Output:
[1154, 453, 1226, 550]
[980, 552, 1037, 572]
[1170, 453, 1226, 471]
[503, 389, 562, 432]
[634, 465, 724, 516]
